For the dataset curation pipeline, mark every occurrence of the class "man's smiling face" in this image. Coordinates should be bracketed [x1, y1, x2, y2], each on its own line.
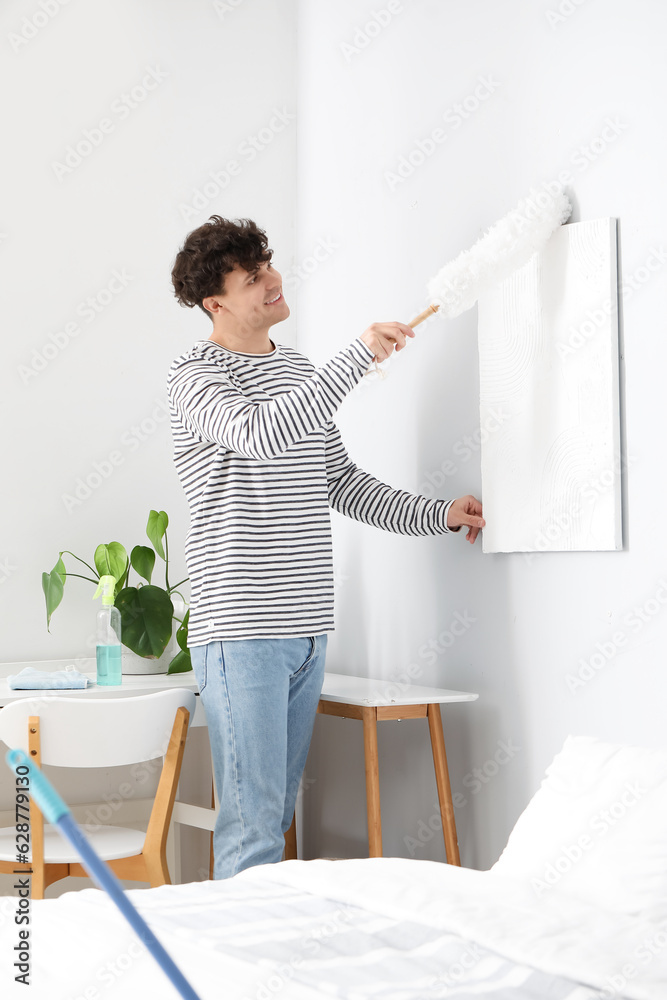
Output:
[204, 260, 290, 332]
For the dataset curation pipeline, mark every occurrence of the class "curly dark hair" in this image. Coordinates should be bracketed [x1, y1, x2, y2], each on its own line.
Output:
[171, 216, 273, 316]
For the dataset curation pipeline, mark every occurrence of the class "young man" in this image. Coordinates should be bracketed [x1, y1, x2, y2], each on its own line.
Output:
[167, 216, 485, 880]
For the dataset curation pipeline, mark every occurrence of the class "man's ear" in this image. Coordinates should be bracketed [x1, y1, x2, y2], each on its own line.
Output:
[202, 295, 224, 315]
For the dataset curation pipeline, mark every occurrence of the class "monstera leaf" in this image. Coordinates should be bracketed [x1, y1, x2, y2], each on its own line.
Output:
[42, 555, 66, 630]
[115, 585, 174, 659]
[147, 510, 168, 560]
[94, 542, 129, 592]
[168, 609, 191, 674]
[130, 545, 155, 584]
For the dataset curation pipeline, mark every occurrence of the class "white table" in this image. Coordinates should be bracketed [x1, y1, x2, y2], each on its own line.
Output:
[0, 660, 478, 873]
[0, 658, 200, 710]
[306, 675, 478, 864]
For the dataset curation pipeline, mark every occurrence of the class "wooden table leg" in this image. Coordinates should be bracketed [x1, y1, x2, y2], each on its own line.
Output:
[427, 703, 461, 866]
[284, 812, 298, 860]
[361, 706, 382, 857]
[209, 776, 215, 879]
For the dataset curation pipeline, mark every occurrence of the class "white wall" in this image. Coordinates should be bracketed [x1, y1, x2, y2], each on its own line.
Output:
[297, 0, 667, 869]
[0, 0, 297, 663]
[0, 0, 296, 895]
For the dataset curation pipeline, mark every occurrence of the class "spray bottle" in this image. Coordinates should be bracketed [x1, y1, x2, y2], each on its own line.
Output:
[94, 575, 122, 686]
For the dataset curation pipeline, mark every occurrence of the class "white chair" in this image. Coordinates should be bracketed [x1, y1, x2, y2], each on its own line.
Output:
[0, 688, 196, 898]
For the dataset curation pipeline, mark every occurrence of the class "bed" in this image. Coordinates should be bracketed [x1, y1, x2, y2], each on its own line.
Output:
[1, 735, 666, 999]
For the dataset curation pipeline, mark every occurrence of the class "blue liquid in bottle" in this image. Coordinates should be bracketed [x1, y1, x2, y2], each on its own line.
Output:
[95, 576, 122, 686]
[96, 644, 122, 686]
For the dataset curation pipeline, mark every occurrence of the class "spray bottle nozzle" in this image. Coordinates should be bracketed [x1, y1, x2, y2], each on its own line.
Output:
[93, 575, 117, 606]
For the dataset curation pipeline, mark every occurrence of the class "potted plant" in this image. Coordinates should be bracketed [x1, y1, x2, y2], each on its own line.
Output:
[42, 510, 191, 674]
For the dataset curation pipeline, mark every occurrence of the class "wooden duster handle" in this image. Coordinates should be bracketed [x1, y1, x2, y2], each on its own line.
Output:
[365, 302, 441, 375]
[407, 302, 440, 328]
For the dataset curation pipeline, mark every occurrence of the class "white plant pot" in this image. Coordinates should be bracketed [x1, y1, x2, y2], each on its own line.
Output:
[121, 598, 187, 675]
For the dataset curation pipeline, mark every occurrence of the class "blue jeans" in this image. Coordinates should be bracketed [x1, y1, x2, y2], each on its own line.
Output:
[190, 635, 327, 880]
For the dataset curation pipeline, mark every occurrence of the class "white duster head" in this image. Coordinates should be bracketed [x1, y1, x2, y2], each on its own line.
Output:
[426, 186, 572, 318]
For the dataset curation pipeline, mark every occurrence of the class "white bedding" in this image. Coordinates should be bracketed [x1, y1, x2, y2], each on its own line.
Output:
[1, 856, 666, 999]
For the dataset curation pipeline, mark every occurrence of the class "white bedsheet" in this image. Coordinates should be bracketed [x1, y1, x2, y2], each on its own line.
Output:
[1, 858, 665, 999]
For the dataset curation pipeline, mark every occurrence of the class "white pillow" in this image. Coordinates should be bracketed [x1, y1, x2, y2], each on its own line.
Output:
[492, 735, 667, 915]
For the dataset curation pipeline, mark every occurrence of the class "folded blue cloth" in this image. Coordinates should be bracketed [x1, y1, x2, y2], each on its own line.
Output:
[7, 667, 93, 690]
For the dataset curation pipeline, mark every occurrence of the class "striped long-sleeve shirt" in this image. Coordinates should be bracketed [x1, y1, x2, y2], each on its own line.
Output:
[167, 336, 457, 644]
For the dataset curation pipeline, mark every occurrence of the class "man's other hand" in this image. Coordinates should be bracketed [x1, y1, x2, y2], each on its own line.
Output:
[447, 495, 485, 544]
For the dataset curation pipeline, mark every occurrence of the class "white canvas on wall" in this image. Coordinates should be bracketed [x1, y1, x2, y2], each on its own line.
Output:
[477, 218, 621, 553]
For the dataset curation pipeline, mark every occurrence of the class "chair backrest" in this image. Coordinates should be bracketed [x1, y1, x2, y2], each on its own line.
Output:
[0, 690, 196, 767]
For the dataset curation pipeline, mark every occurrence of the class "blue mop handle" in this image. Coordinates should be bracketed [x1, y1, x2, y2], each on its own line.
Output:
[5, 748, 202, 1000]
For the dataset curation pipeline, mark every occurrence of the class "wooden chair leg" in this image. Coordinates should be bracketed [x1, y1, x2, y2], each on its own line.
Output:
[30, 870, 45, 901]
[143, 854, 171, 887]
[361, 707, 382, 857]
[28, 718, 46, 899]
[284, 812, 297, 860]
[427, 703, 460, 866]
[142, 706, 190, 886]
